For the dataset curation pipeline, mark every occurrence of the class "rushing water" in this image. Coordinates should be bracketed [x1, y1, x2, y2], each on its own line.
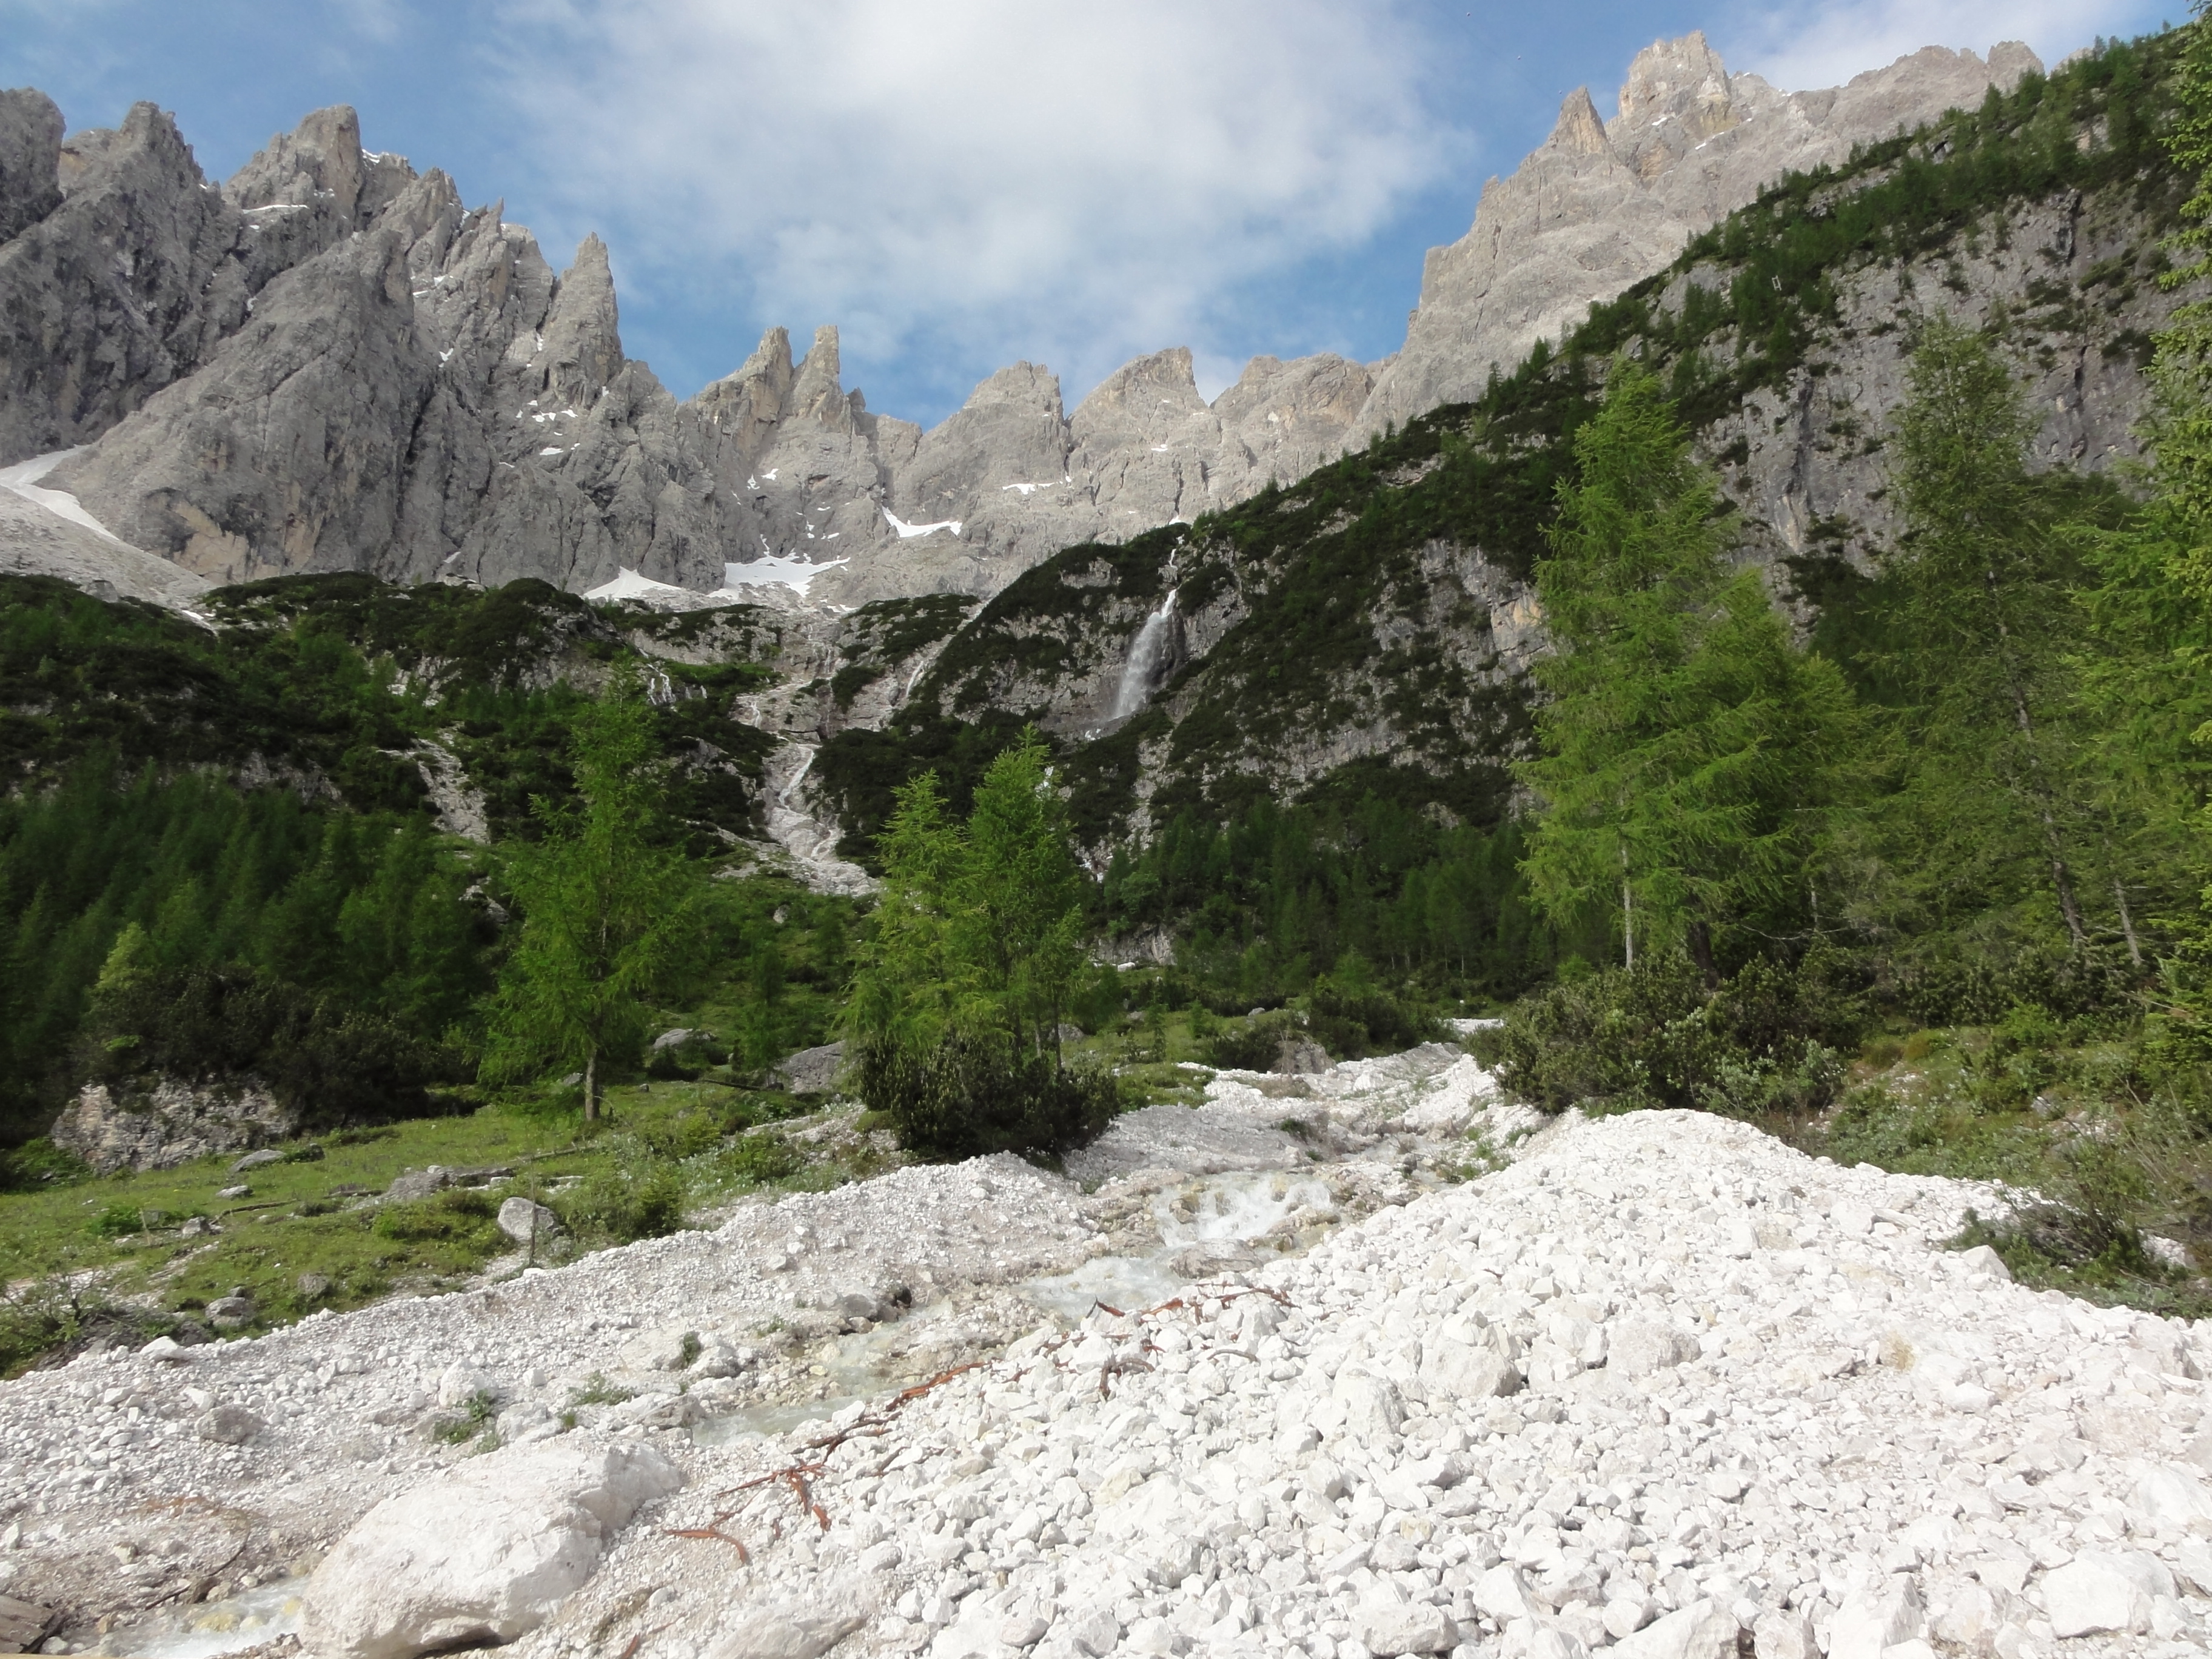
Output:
[1109, 589, 1178, 719]
[92, 1582, 303, 1658]
[690, 1166, 1334, 1447]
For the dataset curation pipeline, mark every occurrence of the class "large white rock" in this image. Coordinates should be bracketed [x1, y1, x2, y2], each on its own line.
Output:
[298, 1438, 683, 1659]
[1330, 1367, 1407, 1441]
[1352, 1599, 1457, 1655]
[1419, 1336, 1523, 1401]
[1827, 1574, 1925, 1659]
[705, 1604, 868, 1659]
[1607, 1320, 1700, 1378]
[1609, 1597, 1738, 1659]
[2130, 1462, 2212, 1533]
[2040, 1550, 2176, 1638]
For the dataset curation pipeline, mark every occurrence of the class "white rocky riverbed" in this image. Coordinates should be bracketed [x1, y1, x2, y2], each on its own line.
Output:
[3, 1045, 2211, 1659]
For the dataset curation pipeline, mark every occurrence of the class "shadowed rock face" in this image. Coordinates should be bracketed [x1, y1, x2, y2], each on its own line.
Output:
[0, 36, 2050, 609]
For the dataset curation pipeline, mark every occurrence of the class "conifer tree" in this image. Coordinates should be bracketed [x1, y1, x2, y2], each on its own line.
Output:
[1519, 361, 1856, 980]
[480, 670, 694, 1119]
[1884, 316, 2093, 953]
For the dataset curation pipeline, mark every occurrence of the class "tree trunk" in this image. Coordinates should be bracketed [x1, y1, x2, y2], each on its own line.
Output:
[1686, 918, 1718, 988]
[2114, 876, 2144, 969]
[583, 1050, 599, 1123]
[1621, 845, 1635, 971]
[1988, 569, 2088, 955]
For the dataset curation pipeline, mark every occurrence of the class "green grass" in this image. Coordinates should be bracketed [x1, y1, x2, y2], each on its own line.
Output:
[0, 1079, 891, 1375]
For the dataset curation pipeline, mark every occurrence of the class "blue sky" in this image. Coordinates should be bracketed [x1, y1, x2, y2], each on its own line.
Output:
[1, 0, 2176, 426]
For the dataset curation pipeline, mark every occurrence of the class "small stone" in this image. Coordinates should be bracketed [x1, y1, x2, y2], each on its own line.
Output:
[205, 1295, 255, 1329]
[229, 1149, 284, 1173]
[217, 1184, 252, 1199]
[296, 1273, 331, 1299]
[178, 1216, 212, 1236]
[195, 1404, 263, 1445]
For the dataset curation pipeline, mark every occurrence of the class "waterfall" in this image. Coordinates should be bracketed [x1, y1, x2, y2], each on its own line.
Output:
[1110, 588, 1178, 719]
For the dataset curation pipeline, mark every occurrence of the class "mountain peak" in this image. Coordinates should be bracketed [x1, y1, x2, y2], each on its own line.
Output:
[1548, 88, 1610, 156]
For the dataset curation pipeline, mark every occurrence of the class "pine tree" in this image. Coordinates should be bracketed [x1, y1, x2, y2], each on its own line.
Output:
[480, 670, 695, 1119]
[1518, 361, 1857, 980]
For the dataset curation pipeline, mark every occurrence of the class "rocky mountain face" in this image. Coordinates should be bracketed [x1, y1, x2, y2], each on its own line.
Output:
[812, 46, 2187, 859]
[1354, 35, 2043, 437]
[0, 33, 2036, 613]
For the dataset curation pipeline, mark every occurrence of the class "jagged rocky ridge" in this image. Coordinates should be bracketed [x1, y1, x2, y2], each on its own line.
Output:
[0, 34, 2034, 611]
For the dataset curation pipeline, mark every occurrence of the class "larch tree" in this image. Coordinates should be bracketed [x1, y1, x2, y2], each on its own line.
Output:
[1518, 361, 1857, 981]
[480, 669, 694, 1121]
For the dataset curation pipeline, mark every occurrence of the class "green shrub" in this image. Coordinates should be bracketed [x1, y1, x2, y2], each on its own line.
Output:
[646, 1031, 728, 1081]
[859, 1029, 1121, 1160]
[89, 1202, 156, 1239]
[720, 1132, 802, 1184]
[1306, 984, 1440, 1059]
[1207, 1018, 1286, 1071]
[0, 1139, 89, 1194]
[628, 1098, 722, 1160]
[556, 1160, 687, 1244]
[1496, 951, 1866, 1114]
[372, 1187, 503, 1245]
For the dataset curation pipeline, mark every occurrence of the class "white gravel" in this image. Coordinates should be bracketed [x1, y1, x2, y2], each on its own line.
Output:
[5, 1053, 2211, 1659]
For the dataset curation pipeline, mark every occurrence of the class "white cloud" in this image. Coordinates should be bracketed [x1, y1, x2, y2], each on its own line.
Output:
[486, 0, 1460, 412]
[1717, 0, 2156, 93]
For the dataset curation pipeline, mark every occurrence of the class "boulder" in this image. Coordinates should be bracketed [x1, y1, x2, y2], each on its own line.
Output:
[386, 1167, 451, 1201]
[437, 1362, 503, 1409]
[298, 1438, 683, 1659]
[204, 1295, 255, 1329]
[1330, 1367, 1407, 1441]
[497, 1198, 562, 1247]
[771, 1041, 846, 1095]
[2040, 1550, 2175, 1638]
[702, 1604, 867, 1658]
[1419, 1336, 1523, 1401]
[1827, 1575, 1925, 1659]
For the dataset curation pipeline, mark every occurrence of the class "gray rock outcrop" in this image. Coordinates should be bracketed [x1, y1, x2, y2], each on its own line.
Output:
[0, 88, 62, 243]
[49, 1076, 298, 1173]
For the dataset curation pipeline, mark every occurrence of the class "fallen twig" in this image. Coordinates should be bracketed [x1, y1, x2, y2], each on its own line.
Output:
[664, 1510, 749, 1563]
